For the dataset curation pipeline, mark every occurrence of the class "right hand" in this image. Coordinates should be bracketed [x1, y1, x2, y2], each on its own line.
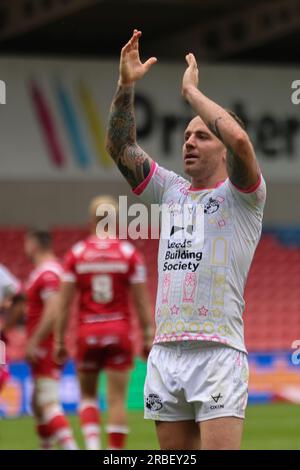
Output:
[53, 341, 68, 365]
[25, 340, 40, 365]
[119, 29, 157, 86]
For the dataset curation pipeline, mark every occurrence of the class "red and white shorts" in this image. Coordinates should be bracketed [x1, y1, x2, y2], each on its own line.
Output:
[76, 322, 134, 373]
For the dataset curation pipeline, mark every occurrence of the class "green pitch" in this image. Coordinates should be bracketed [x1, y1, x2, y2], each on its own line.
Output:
[1, 404, 300, 450]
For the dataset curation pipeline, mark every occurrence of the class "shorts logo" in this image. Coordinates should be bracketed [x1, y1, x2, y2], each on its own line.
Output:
[145, 393, 163, 412]
[113, 354, 125, 365]
[87, 336, 98, 345]
[211, 393, 223, 403]
[210, 393, 224, 410]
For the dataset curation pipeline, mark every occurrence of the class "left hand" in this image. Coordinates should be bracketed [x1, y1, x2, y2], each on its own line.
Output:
[25, 340, 40, 364]
[141, 340, 152, 360]
[182, 53, 199, 96]
[141, 326, 154, 360]
[53, 341, 68, 365]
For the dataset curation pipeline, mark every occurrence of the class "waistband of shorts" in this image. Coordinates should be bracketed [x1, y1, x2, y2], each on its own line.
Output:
[153, 340, 246, 354]
[80, 312, 126, 324]
[154, 340, 226, 351]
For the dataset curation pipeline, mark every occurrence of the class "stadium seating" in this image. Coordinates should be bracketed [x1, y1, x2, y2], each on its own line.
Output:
[0, 227, 299, 358]
[244, 234, 300, 351]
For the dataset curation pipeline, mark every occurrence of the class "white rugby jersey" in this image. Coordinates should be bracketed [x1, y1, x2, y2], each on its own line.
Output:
[0, 264, 21, 304]
[133, 162, 266, 353]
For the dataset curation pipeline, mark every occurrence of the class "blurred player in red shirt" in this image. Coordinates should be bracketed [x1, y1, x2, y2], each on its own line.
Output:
[24, 230, 78, 450]
[54, 196, 153, 450]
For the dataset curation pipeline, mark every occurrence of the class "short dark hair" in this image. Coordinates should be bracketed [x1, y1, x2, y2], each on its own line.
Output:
[225, 109, 246, 130]
[27, 229, 52, 250]
[188, 110, 246, 131]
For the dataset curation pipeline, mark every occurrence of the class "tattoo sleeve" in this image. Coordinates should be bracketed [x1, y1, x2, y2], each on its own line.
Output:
[226, 146, 253, 188]
[106, 85, 152, 189]
[208, 117, 255, 188]
[207, 117, 224, 143]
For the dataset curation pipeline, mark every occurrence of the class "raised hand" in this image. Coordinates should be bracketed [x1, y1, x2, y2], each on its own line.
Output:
[182, 53, 199, 96]
[119, 29, 157, 86]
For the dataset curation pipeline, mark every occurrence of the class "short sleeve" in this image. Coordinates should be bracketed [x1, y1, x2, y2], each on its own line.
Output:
[227, 174, 267, 214]
[39, 270, 61, 300]
[132, 162, 188, 205]
[62, 250, 77, 283]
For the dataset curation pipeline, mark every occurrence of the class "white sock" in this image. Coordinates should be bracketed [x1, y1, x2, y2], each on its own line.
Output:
[44, 404, 79, 450]
[82, 424, 101, 450]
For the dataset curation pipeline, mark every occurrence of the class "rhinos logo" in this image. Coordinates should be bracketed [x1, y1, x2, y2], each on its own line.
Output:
[204, 198, 220, 214]
[145, 393, 163, 411]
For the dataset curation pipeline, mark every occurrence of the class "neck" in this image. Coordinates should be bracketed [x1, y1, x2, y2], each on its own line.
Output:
[33, 251, 55, 266]
[191, 169, 227, 189]
[91, 230, 116, 240]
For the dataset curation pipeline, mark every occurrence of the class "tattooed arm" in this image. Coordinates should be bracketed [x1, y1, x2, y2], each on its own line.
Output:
[106, 84, 154, 188]
[106, 29, 157, 189]
[182, 53, 260, 189]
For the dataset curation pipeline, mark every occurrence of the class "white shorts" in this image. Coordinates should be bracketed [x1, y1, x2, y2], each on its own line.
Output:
[144, 342, 249, 422]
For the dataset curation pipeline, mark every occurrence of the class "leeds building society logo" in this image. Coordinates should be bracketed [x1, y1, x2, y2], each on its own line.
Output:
[170, 224, 193, 238]
[145, 393, 163, 412]
[210, 393, 224, 410]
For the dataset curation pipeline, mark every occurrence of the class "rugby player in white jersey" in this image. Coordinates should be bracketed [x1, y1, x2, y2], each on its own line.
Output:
[106, 29, 266, 450]
[0, 264, 23, 392]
